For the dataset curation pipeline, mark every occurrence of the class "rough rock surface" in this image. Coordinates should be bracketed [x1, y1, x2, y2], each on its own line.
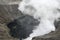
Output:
[0, 0, 60, 40]
[0, 4, 22, 24]
[0, 24, 19, 40]
[0, 0, 21, 5]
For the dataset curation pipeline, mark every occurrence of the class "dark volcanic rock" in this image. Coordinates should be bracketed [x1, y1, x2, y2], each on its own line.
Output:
[7, 15, 40, 40]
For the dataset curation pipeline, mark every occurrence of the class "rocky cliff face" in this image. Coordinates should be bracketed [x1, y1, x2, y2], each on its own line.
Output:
[0, 4, 22, 24]
[0, 0, 22, 40]
[0, 0, 60, 40]
[0, 0, 21, 5]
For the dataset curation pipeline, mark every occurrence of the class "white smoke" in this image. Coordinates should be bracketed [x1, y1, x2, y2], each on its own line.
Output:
[18, 0, 60, 40]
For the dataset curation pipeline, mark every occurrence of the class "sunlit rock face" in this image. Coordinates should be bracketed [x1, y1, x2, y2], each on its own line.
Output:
[18, 0, 60, 40]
